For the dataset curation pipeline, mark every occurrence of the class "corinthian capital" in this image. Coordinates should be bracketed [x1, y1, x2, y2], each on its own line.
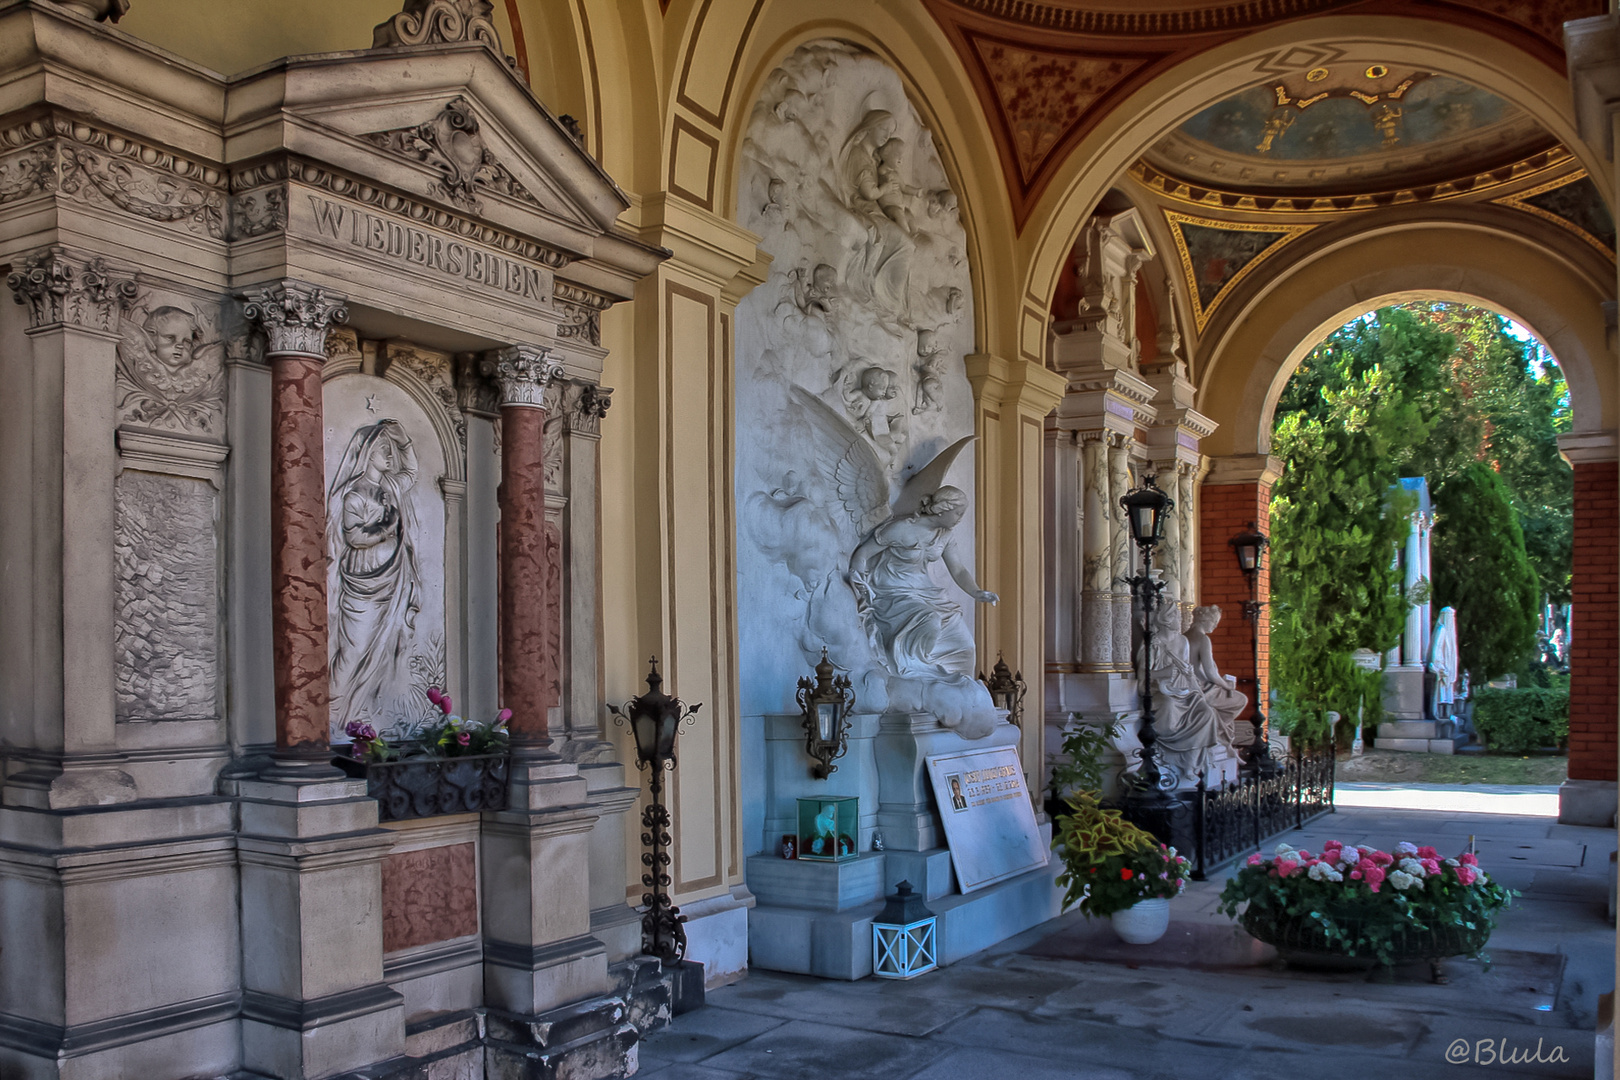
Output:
[242, 281, 349, 357]
[483, 344, 564, 409]
[7, 247, 136, 332]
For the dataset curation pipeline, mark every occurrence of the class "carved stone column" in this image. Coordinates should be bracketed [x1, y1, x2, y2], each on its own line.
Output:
[1107, 437, 1135, 670]
[243, 280, 348, 766]
[485, 343, 566, 758]
[1178, 462, 1200, 615]
[1079, 435, 1113, 672]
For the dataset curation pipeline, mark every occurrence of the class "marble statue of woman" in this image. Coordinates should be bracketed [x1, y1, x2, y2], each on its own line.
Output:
[327, 419, 423, 731]
[1185, 605, 1246, 747]
[1430, 606, 1459, 719]
[791, 385, 1001, 738]
[1143, 601, 1226, 783]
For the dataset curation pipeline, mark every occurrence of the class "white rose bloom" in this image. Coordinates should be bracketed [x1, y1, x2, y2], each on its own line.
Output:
[1389, 870, 1418, 892]
[1308, 862, 1344, 883]
[1395, 842, 1419, 856]
[1444, 858, 1459, 867]
[1340, 847, 1361, 866]
[1398, 858, 1426, 877]
[1274, 843, 1298, 857]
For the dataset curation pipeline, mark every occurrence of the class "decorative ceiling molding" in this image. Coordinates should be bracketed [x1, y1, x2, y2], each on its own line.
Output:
[1162, 210, 1315, 331]
[1492, 170, 1617, 258]
[1131, 145, 1576, 215]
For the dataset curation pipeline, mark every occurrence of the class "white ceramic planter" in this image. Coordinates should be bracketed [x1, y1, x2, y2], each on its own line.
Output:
[1110, 897, 1170, 944]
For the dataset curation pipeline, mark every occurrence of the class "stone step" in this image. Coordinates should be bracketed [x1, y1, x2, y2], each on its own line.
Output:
[1378, 720, 1441, 739]
[1373, 736, 1464, 754]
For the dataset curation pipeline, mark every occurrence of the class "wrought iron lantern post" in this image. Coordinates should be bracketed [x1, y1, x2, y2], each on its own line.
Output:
[609, 657, 701, 965]
[1119, 476, 1185, 839]
[1230, 523, 1279, 776]
[977, 653, 1027, 728]
[797, 648, 856, 779]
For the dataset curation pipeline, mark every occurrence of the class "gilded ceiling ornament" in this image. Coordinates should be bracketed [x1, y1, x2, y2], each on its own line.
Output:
[1492, 171, 1617, 258]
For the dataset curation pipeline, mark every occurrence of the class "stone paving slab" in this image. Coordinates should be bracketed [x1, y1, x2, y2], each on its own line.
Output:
[654, 807, 1613, 1079]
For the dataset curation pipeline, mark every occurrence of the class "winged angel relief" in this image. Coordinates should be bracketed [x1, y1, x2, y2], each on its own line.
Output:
[791, 386, 1002, 739]
[116, 304, 225, 435]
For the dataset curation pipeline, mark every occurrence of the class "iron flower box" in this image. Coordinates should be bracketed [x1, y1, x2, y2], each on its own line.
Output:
[335, 752, 509, 822]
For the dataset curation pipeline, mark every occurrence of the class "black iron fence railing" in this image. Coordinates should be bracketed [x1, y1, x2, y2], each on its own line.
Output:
[1190, 749, 1335, 880]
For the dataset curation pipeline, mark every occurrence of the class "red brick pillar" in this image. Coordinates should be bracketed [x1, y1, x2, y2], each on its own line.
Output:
[1199, 456, 1283, 732]
[486, 344, 565, 760]
[1568, 457, 1619, 784]
[244, 281, 349, 765]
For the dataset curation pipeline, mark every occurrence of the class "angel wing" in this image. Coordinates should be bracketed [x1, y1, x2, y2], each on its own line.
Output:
[891, 436, 973, 519]
[787, 384, 890, 538]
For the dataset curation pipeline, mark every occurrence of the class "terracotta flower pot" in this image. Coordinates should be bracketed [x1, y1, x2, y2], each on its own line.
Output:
[1110, 897, 1170, 944]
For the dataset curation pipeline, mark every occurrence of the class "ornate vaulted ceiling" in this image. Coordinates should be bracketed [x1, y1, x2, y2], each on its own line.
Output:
[922, 0, 1604, 228]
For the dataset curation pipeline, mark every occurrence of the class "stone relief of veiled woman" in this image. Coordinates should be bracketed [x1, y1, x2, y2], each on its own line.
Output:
[327, 418, 423, 731]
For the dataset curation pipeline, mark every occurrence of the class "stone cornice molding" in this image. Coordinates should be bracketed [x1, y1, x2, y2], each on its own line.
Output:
[1557, 428, 1620, 464]
[6, 246, 136, 332]
[484, 344, 564, 409]
[242, 281, 350, 358]
[1204, 453, 1285, 487]
[553, 281, 614, 347]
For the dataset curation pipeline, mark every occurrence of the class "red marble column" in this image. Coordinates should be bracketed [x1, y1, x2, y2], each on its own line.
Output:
[245, 282, 349, 759]
[488, 345, 564, 757]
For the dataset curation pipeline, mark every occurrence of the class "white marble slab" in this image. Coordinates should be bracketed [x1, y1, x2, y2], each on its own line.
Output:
[925, 745, 1047, 893]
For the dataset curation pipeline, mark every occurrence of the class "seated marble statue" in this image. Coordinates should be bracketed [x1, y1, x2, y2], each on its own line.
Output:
[1142, 602, 1226, 783]
[1184, 605, 1247, 749]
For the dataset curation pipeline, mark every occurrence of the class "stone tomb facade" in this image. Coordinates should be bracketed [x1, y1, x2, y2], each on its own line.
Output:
[0, 4, 661, 1078]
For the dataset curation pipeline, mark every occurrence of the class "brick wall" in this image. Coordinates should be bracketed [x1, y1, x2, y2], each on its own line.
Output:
[1569, 459, 1619, 783]
[1199, 481, 1273, 730]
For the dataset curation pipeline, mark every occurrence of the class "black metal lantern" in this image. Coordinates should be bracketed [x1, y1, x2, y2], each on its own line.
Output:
[1118, 476, 1184, 843]
[797, 648, 855, 779]
[1120, 475, 1173, 546]
[1229, 524, 1279, 776]
[977, 653, 1027, 728]
[609, 657, 701, 964]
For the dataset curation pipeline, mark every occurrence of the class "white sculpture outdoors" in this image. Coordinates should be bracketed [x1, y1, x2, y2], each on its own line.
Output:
[1143, 601, 1230, 784]
[736, 41, 993, 736]
[1430, 605, 1459, 719]
[1185, 605, 1247, 741]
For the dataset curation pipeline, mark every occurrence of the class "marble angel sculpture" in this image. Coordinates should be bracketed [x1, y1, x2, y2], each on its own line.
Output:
[1430, 606, 1459, 719]
[792, 385, 1002, 738]
[327, 419, 424, 732]
[1185, 605, 1247, 746]
[1142, 601, 1227, 785]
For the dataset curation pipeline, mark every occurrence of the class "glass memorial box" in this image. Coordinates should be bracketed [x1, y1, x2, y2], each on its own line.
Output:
[796, 795, 858, 861]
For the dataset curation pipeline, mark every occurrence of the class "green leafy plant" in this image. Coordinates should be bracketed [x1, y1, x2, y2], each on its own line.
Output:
[1471, 687, 1569, 753]
[346, 688, 511, 762]
[1053, 792, 1189, 917]
[1046, 717, 1119, 804]
[1218, 839, 1514, 967]
[1431, 463, 1540, 682]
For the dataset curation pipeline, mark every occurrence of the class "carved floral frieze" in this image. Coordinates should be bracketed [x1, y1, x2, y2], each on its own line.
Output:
[553, 281, 612, 347]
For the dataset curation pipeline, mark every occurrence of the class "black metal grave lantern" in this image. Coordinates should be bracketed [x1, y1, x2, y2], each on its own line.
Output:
[1119, 476, 1185, 841]
[609, 657, 700, 964]
[977, 653, 1027, 728]
[1230, 523, 1279, 776]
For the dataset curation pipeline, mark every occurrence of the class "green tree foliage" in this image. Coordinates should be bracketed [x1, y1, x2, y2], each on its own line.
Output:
[1268, 305, 1568, 724]
[1431, 462, 1540, 680]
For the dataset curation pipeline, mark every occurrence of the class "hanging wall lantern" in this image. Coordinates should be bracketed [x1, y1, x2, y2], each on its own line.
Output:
[871, 880, 937, 979]
[1120, 475, 1174, 547]
[796, 647, 855, 779]
[977, 653, 1027, 728]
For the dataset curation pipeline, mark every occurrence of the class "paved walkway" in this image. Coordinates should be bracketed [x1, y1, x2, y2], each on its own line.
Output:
[1336, 782, 1563, 817]
[640, 806, 1615, 1079]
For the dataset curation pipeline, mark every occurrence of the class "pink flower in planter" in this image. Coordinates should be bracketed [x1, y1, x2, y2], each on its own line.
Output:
[1455, 865, 1478, 886]
[1459, 852, 1479, 867]
[427, 688, 443, 706]
[439, 694, 453, 716]
[1275, 858, 1300, 878]
[1368, 851, 1394, 868]
[1421, 858, 1442, 876]
[496, 709, 513, 725]
[1417, 846, 1439, 860]
[1247, 853, 1263, 866]
[457, 732, 471, 747]
[1361, 865, 1386, 892]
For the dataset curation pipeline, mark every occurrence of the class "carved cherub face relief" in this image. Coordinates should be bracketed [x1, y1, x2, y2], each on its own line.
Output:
[859, 367, 897, 401]
[143, 307, 200, 372]
[808, 263, 837, 297]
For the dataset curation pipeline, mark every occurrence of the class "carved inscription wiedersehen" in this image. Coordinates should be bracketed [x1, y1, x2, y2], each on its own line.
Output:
[303, 194, 553, 303]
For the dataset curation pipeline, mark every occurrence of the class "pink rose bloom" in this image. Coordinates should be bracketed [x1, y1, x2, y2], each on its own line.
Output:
[1368, 851, 1394, 868]
[440, 694, 453, 716]
[1421, 859, 1442, 876]
[1275, 858, 1300, 877]
[1350, 869, 1363, 880]
[1417, 846, 1439, 860]
[456, 731, 471, 746]
[1455, 865, 1477, 886]
[1459, 853, 1479, 867]
[1297, 851, 1314, 861]
[1361, 865, 1386, 889]
[1247, 853, 1263, 866]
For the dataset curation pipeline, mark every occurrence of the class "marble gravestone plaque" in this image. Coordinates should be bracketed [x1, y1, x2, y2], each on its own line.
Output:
[926, 746, 1047, 893]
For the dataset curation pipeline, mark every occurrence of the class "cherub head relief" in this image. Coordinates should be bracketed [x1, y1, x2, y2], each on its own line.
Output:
[143, 306, 201, 372]
[859, 366, 897, 402]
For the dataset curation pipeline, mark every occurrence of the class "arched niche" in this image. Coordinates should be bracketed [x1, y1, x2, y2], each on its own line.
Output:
[1193, 223, 1616, 456]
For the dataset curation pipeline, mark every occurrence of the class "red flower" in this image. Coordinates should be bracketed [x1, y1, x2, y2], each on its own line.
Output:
[1121, 868, 1134, 880]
